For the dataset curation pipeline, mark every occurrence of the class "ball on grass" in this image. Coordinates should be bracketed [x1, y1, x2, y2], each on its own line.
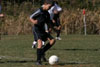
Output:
[49, 55, 59, 65]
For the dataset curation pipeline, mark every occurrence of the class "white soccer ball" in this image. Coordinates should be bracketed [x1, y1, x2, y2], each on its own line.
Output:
[49, 55, 59, 65]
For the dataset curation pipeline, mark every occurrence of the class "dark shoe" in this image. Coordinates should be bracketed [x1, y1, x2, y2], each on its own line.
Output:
[36, 61, 42, 65]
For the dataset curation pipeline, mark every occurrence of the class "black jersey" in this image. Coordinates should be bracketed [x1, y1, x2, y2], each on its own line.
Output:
[30, 7, 51, 33]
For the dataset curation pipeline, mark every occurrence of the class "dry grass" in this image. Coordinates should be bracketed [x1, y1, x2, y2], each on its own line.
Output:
[1, 2, 100, 35]
[60, 8, 100, 34]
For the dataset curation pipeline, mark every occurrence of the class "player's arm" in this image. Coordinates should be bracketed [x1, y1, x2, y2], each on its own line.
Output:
[52, 19, 55, 23]
[30, 18, 38, 24]
[29, 9, 41, 24]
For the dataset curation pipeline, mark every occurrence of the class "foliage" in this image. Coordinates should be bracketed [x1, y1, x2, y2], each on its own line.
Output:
[2, 0, 100, 9]
[60, 8, 100, 34]
[1, 1, 100, 35]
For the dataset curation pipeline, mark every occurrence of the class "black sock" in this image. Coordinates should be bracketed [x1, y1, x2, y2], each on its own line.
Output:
[37, 49, 42, 62]
[42, 43, 53, 54]
[57, 30, 60, 37]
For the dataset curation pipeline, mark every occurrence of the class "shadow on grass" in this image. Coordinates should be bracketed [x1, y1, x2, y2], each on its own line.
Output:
[58, 62, 91, 66]
[39, 61, 92, 66]
[51, 48, 99, 51]
[0, 60, 92, 66]
[0, 60, 35, 64]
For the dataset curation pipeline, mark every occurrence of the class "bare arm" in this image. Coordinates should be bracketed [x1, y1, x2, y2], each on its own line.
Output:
[30, 18, 38, 24]
[29, 9, 41, 24]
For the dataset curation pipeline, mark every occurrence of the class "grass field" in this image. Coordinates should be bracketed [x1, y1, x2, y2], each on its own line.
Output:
[0, 34, 100, 67]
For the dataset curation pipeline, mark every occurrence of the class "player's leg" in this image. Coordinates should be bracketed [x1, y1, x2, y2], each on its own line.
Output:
[32, 28, 43, 64]
[41, 34, 56, 61]
[33, 28, 44, 65]
[55, 18, 62, 40]
[32, 27, 38, 48]
[32, 27, 45, 48]
[32, 37, 37, 48]
[32, 36, 45, 49]
[42, 39, 55, 62]
[56, 26, 61, 40]
[32, 39, 45, 49]
[53, 25, 61, 40]
[43, 38, 55, 52]
[36, 39, 43, 65]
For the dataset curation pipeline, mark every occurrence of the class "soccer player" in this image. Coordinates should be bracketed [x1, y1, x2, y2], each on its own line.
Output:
[32, 0, 62, 48]
[30, 0, 55, 65]
[48, 0, 62, 40]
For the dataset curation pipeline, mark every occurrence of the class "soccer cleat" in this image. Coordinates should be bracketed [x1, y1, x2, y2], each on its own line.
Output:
[36, 61, 42, 65]
[32, 41, 37, 48]
[57, 37, 62, 40]
[55, 37, 62, 40]
[32, 44, 36, 48]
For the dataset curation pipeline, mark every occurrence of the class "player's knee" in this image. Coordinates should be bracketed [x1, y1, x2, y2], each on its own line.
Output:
[37, 39, 42, 48]
[50, 39, 56, 45]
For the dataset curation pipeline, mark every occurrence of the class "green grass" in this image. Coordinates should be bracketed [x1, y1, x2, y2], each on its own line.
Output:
[0, 35, 100, 67]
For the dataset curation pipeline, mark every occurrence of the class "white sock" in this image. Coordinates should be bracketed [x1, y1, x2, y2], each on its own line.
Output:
[42, 41, 45, 45]
[33, 41, 44, 45]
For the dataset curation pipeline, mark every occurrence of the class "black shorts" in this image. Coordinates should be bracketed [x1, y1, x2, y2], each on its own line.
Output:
[32, 27, 54, 41]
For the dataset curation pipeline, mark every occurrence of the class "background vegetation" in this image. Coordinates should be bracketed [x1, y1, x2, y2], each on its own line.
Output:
[1, 0, 100, 35]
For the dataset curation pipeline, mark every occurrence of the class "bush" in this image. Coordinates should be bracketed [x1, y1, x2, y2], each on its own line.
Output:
[1, 2, 38, 35]
[1, 2, 100, 35]
[60, 8, 100, 34]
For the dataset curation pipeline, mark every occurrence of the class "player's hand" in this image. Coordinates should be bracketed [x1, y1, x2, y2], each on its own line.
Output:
[52, 20, 55, 23]
[57, 26, 61, 30]
[46, 31, 49, 33]
[33, 20, 38, 24]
